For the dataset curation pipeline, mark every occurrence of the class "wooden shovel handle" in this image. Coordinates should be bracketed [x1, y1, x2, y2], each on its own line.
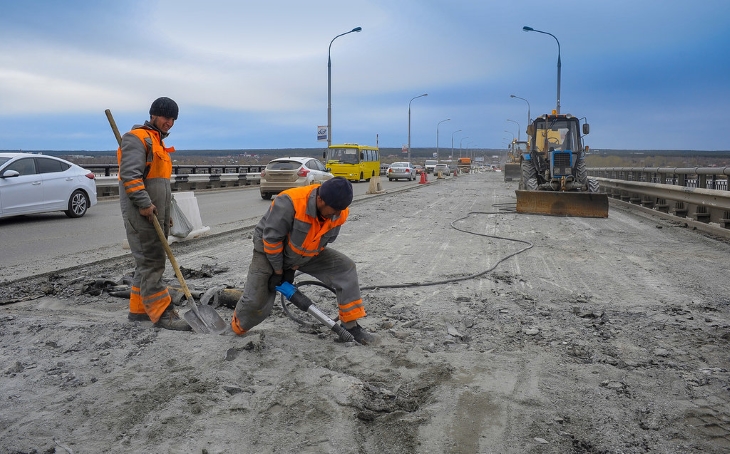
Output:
[152, 216, 197, 305]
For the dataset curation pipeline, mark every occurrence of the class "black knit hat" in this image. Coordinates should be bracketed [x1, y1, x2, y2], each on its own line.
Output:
[318, 177, 353, 210]
[149, 97, 179, 120]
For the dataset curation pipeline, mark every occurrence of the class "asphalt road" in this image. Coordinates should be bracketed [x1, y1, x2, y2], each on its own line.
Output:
[0, 176, 426, 282]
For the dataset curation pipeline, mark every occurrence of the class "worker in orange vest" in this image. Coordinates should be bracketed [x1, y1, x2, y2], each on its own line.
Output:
[117, 97, 191, 331]
[231, 177, 376, 344]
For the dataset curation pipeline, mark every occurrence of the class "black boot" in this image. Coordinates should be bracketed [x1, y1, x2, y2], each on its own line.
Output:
[343, 323, 377, 345]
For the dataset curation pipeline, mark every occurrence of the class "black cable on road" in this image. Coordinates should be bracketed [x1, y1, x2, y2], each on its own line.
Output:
[360, 209, 532, 290]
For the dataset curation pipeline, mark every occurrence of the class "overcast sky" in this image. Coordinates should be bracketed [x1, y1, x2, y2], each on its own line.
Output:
[1, 0, 728, 152]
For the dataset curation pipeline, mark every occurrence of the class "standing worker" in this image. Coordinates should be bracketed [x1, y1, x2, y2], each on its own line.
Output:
[231, 177, 376, 344]
[118, 97, 191, 331]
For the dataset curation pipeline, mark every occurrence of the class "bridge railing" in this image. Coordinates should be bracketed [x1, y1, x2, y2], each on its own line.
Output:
[91, 164, 266, 197]
[588, 167, 730, 228]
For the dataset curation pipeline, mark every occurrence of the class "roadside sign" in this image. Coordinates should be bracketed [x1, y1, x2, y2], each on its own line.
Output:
[317, 126, 328, 142]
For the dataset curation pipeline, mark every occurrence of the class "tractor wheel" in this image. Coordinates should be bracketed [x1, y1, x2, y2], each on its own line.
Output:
[588, 178, 600, 193]
[521, 160, 538, 191]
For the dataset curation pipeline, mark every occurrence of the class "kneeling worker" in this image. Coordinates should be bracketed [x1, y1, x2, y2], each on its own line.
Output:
[231, 177, 375, 344]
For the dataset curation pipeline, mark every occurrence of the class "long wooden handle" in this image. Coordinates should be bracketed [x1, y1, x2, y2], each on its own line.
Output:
[105, 109, 123, 146]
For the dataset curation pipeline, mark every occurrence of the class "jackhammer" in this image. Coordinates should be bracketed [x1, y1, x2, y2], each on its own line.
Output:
[275, 281, 356, 343]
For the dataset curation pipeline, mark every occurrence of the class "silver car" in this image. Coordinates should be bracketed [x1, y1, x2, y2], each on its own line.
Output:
[260, 157, 333, 200]
[0, 153, 98, 219]
[433, 163, 450, 176]
[387, 162, 417, 181]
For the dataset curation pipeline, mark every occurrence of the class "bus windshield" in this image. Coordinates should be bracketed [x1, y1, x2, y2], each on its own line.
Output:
[328, 148, 360, 164]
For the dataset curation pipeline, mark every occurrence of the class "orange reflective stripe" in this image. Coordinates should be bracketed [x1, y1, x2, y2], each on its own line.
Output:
[129, 286, 144, 314]
[123, 179, 145, 194]
[263, 239, 283, 254]
[287, 235, 321, 257]
[143, 288, 171, 323]
[339, 299, 366, 323]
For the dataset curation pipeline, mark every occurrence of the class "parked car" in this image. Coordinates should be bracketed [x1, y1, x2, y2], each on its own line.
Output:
[387, 162, 417, 181]
[433, 163, 450, 176]
[259, 157, 333, 200]
[0, 153, 97, 219]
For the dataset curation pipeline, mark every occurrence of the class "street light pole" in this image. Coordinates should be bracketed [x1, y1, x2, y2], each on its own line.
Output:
[328, 26, 362, 148]
[436, 119, 450, 163]
[451, 129, 462, 160]
[459, 137, 469, 158]
[407, 93, 428, 163]
[523, 26, 561, 114]
[507, 119, 521, 141]
[510, 94, 531, 134]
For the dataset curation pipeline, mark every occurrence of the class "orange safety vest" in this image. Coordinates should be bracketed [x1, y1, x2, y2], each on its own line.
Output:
[116, 128, 175, 197]
[262, 185, 348, 259]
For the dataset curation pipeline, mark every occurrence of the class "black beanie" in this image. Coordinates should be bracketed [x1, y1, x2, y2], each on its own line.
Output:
[318, 177, 353, 210]
[149, 97, 179, 120]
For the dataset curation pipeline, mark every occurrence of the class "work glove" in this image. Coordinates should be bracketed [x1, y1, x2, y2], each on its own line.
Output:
[268, 272, 283, 293]
[282, 268, 296, 285]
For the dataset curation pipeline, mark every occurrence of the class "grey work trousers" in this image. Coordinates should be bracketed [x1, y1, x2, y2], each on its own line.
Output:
[233, 247, 363, 332]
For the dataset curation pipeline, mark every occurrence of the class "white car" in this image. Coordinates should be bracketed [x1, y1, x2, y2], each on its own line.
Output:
[260, 157, 333, 200]
[0, 153, 98, 219]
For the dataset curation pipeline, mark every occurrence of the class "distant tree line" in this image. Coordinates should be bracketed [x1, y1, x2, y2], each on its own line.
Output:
[4, 147, 730, 168]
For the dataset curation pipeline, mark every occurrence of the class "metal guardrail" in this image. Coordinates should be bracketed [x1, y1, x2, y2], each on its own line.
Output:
[588, 167, 730, 228]
[92, 164, 265, 197]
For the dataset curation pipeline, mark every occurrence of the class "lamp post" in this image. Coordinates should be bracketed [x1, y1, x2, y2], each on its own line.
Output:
[504, 130, 515, 142]
[507, 119, 521, 142]
[407, 93, 428, 163]
[523, 26, 561, 114]
[327, 26, 362, 147]
[436, 118, 450, 163]
[510, 94, 531, 134]
[459, 137, 469, 158]
[451, 129, 462, 160]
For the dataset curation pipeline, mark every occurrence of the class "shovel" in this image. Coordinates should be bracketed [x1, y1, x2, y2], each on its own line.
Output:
[105, 108, 227, 334]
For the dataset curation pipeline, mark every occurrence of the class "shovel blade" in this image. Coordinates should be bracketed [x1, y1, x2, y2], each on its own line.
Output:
[515, 190, 609, 218]
[183, 304, 228, 334]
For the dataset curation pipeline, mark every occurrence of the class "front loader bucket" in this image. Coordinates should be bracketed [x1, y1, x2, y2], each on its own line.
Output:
[515, 190, 609, 218]
[503, 163, 521, 182]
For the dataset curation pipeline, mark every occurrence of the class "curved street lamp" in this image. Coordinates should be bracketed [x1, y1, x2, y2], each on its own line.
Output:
[504, 130, 515, 142]
[507, 119, 521, 141]
[327, 26, 362, 147]
[436, 119, 450, 162]
[523, 26, 561, 114]
[407, 93, 428, 163]
[510, 94, 531, 134]
[451, 129, 462, 160]
[459, 136, 469, 158]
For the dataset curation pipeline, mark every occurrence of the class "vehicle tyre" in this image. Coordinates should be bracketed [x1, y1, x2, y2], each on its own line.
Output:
[389, 178, 393, 181]
[588, 178, 600, 193]
[261, 192, 272, 200]
[521, 160, 538, 191]
[576, 152, 588, 185]
[64, 190, 89, 218]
